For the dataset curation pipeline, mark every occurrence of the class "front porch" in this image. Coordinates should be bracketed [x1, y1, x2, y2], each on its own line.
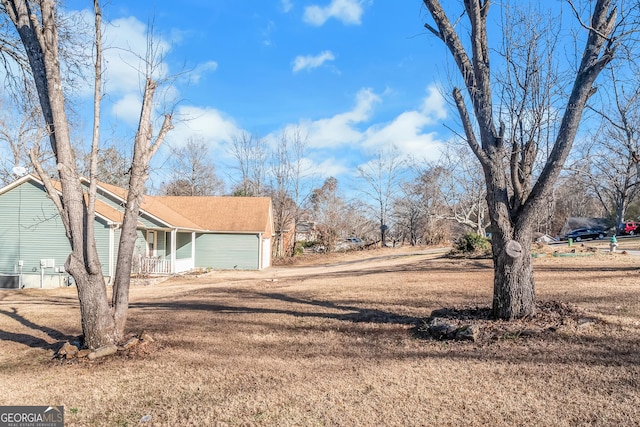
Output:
[130, 229, 197, 276]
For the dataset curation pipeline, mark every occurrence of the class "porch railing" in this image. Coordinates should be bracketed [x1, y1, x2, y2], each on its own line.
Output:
[134, 256, 171, 275]
[133, 256, 195, 275]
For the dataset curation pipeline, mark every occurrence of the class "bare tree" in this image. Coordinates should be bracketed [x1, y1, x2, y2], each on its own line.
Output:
[228, 131, 268, 196]
[394, 165, 449, 245]
[0, 100, 48, 185]
[160, 138, 225, 196]
[309, 177, 347, 251]
[434, 145, 490, 236]
[1, 0, 173, 348]
[422, 0, 618, 319]
[552, 173, 607, 231]
[570, 65, 640, 226]
[268, 127, 311, 257]
[356, 146, 405, 246]
[79, 144, 131, 188]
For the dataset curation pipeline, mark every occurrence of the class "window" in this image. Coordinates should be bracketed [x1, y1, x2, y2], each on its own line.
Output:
[147, 231, 156, 256]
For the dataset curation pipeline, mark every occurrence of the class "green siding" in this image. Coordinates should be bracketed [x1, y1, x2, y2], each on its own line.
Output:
[176, 232, 192, 259]
[93, 220, 112, 277]
[195, 233, 259, 270]
[0, 180, 111, 277]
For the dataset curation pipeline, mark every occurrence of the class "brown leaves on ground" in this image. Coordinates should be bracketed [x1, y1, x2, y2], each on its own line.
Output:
[415, 300, 602, 344]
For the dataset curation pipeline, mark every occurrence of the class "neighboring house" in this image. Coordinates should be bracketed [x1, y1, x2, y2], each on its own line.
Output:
[0, 175, 273, 289]
[295, 221, 318, 242]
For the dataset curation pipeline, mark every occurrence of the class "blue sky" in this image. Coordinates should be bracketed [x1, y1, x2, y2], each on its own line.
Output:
[61, 0, 450, 192]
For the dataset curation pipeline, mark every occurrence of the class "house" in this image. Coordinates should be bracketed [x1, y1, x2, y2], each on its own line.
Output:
[295, 221, 318, 242]
[0, 175, 273, 289]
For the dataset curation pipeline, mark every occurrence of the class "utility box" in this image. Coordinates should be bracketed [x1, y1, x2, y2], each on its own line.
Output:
[40, 259, 55, 268]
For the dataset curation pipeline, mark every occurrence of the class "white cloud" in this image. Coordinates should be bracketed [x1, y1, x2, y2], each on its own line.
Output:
[103, 17, 172, 95]
[111, 93, 142, 126]
[420, 85, 447, 121]
[261, 21, 277, 47]
[286, 86, 446, 165]
[360, 86, 447, 160]
[189, 61, 219, 84]
[168, 105, 242, 150]
[292, 50, 336, 73]
[361, 112, 445, 161]
[303, 0, 365, 26]
[281, 0, 294, 13]
[311, 157, 350, 178]
[300, 88, 380, 148]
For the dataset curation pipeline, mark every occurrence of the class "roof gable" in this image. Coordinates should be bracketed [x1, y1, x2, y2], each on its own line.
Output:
[0, 175, 121, 225]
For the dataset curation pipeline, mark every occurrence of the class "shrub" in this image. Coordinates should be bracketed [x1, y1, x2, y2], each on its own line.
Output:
[294, 242, 305, 256]
[454, 233, 491, 255]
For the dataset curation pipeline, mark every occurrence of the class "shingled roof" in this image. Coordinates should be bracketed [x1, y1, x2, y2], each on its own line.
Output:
[95, 181, 272, 234]
[156, 196, 273, 234]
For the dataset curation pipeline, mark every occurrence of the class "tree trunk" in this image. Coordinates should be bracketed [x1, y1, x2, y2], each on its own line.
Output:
[484, 161, 536, 319]
[3, 0, 172, 348]
[615, 197, 626, 229]
[111, 174, 144, 337]
[111, 79, 172, 338]
[67, 254, 116, 348]
[490, 230, 535, 319]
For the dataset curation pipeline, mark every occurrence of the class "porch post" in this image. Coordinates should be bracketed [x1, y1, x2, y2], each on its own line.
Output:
[170, 229, 177, 274]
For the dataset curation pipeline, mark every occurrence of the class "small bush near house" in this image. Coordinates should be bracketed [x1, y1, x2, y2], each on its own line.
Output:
[294, 242, 306, 256]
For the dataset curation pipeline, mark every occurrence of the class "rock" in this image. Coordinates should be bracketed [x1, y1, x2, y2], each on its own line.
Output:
[140, 415, 152, 423]
[56, 342, 78, 358]
[427, 317, 458, 340]
[76, 349, 91, 358]
[122, 337, 140, 350]
[455, 324, 480, 342]
[138, 331, 154, 343]
[87, 344, 118, 360]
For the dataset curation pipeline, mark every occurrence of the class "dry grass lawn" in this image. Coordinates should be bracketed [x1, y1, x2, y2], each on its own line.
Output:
[0, 246, 639, 426]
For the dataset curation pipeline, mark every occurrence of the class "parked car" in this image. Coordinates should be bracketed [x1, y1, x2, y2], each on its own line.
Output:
[619, 221, 640, 235]
[563, 227, 607, 242]
[345, 237, 363, 245]
[335, 237, 364, 251]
